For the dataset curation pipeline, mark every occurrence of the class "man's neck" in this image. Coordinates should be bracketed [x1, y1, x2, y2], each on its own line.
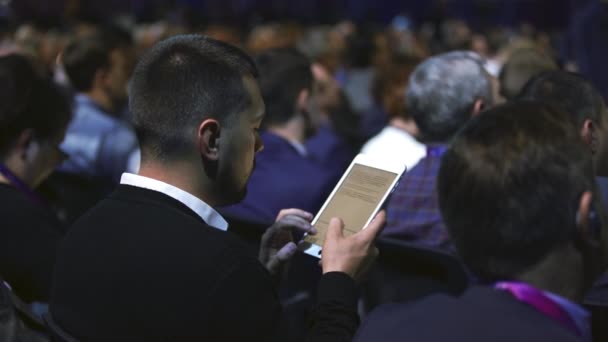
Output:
[267, 116, 307, 145]
[516, 245, 584, 303]
[137, 161, 217, 207]
[85, 88, 114, 114]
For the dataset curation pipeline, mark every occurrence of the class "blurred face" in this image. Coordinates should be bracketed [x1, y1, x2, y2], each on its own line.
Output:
[216, 76, 265, 204]
[104, 48, 133, 108]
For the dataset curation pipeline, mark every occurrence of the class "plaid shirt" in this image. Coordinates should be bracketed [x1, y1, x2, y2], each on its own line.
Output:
[382, 145, 454, 252]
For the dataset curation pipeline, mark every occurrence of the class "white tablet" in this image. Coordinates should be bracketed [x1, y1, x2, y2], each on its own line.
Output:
[302, 154, 406, 258]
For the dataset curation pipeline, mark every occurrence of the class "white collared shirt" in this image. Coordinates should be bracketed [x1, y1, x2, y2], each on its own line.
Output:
[120, 173, 228, 231]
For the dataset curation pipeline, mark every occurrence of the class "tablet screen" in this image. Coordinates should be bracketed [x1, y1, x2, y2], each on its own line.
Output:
[305, 163, 398, 246]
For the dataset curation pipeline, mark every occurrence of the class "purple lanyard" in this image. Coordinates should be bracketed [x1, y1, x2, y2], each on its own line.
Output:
[426, 145, 448, 158]
[0, 164, 45, 205]
[495, 281, 581, 337]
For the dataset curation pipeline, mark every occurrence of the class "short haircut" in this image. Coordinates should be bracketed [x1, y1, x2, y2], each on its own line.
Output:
[519, 71, 606, 128]
[0, 54, 72, 158]
[499, 48, 557, 100]
[406, 51, 492, 142]
[254, 48, 312, 129]
[129, 35, 258, 161]
[438, 100, 594, 280]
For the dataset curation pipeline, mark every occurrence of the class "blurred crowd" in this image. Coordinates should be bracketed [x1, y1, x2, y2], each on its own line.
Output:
[1, 0, 608, 341]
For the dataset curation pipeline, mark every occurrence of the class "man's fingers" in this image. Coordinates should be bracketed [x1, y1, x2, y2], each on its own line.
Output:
[359, 211, 386, 241]
[276, 215, 316, 235]
[276, 208, 313, 222]
[266, 242, 298, 274]
[275, 242, 298, 262]
[325, 217, 345, 241]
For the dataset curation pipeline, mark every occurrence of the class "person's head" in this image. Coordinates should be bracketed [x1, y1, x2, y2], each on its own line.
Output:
[62, 28, 133, 112]
[498, 48, 557, 100]
[406, 51, 493, 143]
[255, 48, 313, 135]
[519, 71, 608, 177]
[439, 101, 605, 298]
[371, 55, 420, 120]
[130, 34, 263, 206]
[0, 54, 72, 188]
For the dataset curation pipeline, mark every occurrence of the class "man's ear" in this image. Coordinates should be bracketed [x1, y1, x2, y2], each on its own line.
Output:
[472, 99, 485, 117]
[576, 191, 596, 244]
[580, 119, 598, 154]
[198, 119, 221, 161]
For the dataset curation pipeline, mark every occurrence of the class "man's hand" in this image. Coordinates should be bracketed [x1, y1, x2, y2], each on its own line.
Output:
[260, 209, 316, 276]
[320, 211, 386, 280]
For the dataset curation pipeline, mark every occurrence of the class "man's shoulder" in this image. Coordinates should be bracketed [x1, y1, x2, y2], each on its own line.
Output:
[356, 287, 579, 342]
[72, 100, 120, 132]
[0, 184, 64, 234]
[60, 186, 264, 283]
[71, 186, 222, 239]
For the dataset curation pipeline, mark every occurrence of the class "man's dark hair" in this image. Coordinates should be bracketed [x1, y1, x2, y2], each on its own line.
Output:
[254, 48, 313, 129]
[129, 34, 258, 161]
[62, 26, 133, 93]
[62, 36, 111, 92]
[406, 51, 492, 142]
[0, 54, 72, 158]
[438, 101, 594, 280]
[498, 48, 557, 100]
[519, 71, 605, 128]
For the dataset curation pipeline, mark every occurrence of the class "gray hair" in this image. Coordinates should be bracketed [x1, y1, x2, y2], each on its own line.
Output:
[406, 51, 493, 142]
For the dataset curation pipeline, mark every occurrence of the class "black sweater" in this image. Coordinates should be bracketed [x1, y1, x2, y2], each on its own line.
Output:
[0, 183, 64, 303]
[50, 185, 358, 341]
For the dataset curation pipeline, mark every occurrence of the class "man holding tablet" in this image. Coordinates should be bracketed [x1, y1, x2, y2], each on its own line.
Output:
[49, 35, 384, 342]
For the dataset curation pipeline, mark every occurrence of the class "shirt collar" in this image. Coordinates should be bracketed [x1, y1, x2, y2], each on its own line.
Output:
[120, 173, 228, 231]
[288, 140, 308, 157]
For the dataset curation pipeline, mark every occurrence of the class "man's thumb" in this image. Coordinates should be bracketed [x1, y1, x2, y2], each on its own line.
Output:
[326, 217, 345, 240]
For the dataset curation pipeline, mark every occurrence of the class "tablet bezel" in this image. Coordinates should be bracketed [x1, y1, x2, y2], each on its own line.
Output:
[302, 153, 407, 258]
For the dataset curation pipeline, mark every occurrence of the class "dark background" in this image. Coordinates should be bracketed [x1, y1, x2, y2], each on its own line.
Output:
[5, 0, 593, 30]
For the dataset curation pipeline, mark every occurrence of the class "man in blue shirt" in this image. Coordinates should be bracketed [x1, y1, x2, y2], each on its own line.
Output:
[220, 49, 351, 225]
[59, 31, 139, 187]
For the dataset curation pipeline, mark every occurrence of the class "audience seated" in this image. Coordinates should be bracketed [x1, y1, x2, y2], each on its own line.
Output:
[58, 32, 139, 189]
[360, 55, 426, 170]
[382, 51, 493, 252]
[49, 35, 383, 342]
[0, 54, 71, 304]
[220, 49, 345, 224]
[355, 101, 603, 342]
[1, 6, 606, 342]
